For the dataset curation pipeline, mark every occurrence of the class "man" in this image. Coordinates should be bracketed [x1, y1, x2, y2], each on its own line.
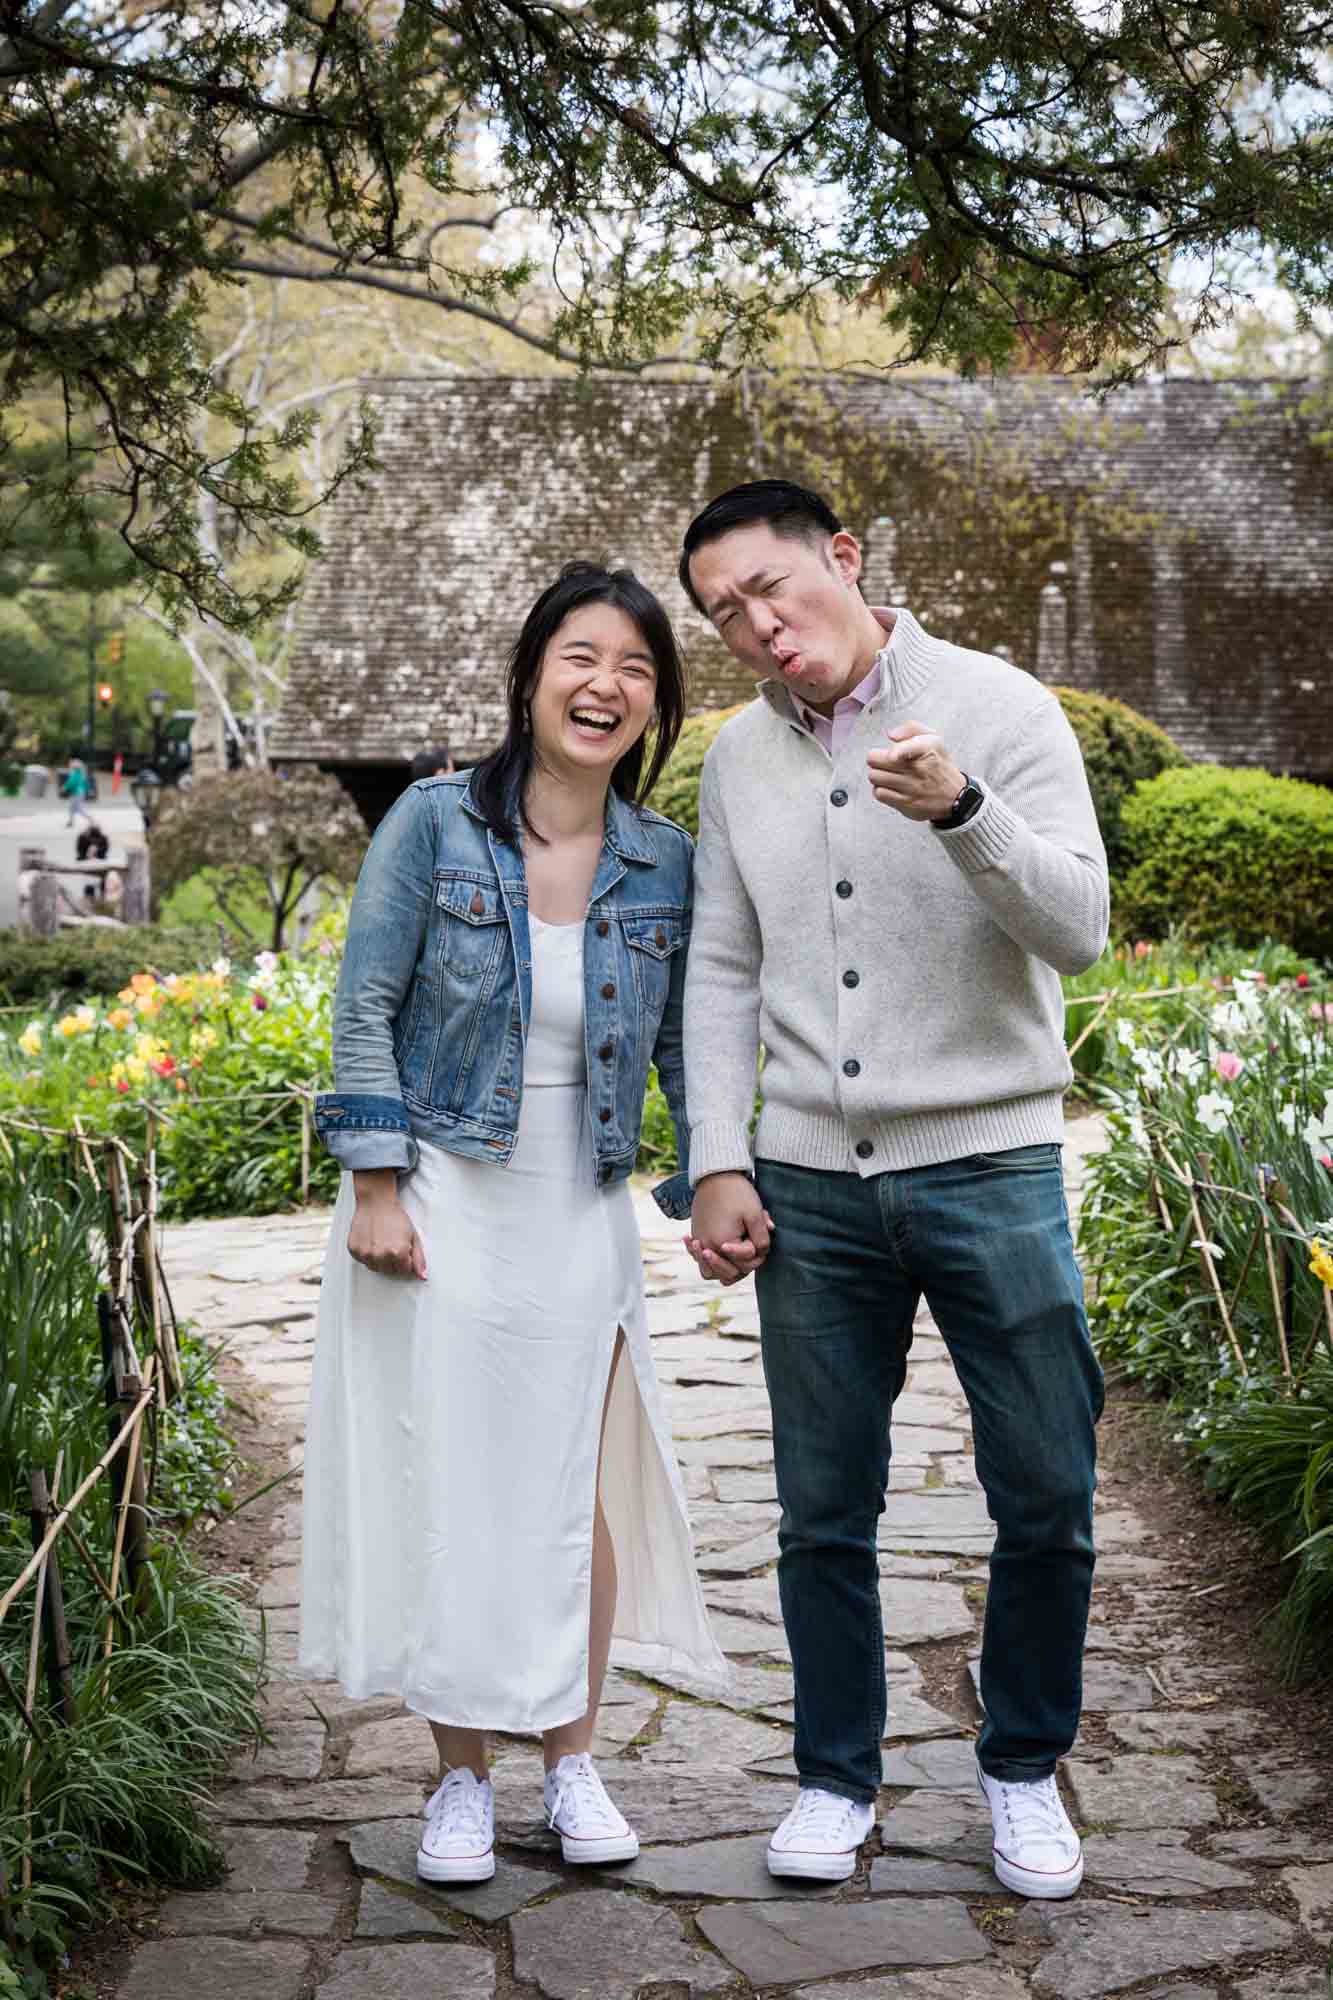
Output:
[409, 744, 454, 782]
[678, 480, 1107, 1896]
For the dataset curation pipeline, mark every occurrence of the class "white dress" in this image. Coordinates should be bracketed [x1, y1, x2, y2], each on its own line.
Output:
[299, 914, 727, 1729]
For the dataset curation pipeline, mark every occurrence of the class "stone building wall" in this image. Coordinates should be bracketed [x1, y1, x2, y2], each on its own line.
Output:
[271, 375, 1333, 823]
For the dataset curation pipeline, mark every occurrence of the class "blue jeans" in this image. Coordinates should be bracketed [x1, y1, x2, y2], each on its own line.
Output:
[753, 1145, 1103, 1802]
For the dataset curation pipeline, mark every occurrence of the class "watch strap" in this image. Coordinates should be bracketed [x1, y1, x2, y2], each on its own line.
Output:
[931, 774, 984, 830]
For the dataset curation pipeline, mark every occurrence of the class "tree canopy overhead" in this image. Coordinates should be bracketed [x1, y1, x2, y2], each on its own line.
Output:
[4, 0, 1330, 623]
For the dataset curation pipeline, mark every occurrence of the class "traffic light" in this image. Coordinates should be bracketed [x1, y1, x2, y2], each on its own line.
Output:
[105, 631, 125, 666]
[97, 682, 113, 707]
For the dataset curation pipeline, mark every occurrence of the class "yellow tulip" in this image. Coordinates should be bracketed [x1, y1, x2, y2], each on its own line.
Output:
[18, 1022, 43, 1057]
[107, 1007, 133, 1031]
[1311, 1239, 1333, 1290]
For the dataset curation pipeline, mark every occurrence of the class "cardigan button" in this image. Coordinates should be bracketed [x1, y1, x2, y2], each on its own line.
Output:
[843, 1058, 861, 1077]
[596, 920, 610, 937]
[601, 982, 616, 1000]
[830, 788, 848, 807]
[842, 969, 860, 989]
[836, 880, 853, 899]
[855, 1139, 874, 1159]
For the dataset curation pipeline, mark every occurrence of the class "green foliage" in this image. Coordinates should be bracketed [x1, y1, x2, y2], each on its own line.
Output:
[153, 771, 367, 952]
[1049, 687, 1188, 882]
[1079, 971, 1333, 1676]
[0, 927, 229, 1011]
[1118, 767, 1333, 961]
[647, 706, 746, 838]
[7, 6, 1333, 621]
[1061, 937, 1318, 1087]
[0, 1143, 262, 1984]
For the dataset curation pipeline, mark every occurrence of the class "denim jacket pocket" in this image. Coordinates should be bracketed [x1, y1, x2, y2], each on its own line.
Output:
[624, 914, 685, 1010]
[433, 873, 508, 979]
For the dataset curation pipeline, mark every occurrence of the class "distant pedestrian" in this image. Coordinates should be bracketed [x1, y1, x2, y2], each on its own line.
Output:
[61, 758, 93, 828]
[408, 744, 454, 782]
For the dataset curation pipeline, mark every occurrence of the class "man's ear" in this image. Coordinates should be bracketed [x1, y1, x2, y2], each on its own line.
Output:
[829, 530, 863, 588]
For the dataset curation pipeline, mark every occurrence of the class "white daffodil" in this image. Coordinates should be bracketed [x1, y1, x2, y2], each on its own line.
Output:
[1195, 1091, 1230, 1134]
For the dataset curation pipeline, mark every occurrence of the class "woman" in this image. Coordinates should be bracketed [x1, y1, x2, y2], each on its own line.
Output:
[301, 563, 727, 1887]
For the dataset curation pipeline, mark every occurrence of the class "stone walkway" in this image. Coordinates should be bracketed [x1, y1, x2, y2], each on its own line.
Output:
[117, 1121, 1332, 2000]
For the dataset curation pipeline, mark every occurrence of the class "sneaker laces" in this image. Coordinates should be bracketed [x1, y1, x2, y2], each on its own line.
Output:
[785, 1788, 864, 1844]
[546, 1754, 617, 1833]
[424, 1768, 489, 1841]
[991, 1774, 1070, 1846]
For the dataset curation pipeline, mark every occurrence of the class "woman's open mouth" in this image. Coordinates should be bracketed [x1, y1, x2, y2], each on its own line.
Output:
[569, 707, 621, 741]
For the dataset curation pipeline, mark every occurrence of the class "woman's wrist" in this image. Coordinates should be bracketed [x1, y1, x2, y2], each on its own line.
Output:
[352, 1168, 399, 1204]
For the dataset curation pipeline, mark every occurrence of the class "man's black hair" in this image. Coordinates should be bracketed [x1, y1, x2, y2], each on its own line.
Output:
[678, 480, 843, 613]
[409, 745, 453, 782]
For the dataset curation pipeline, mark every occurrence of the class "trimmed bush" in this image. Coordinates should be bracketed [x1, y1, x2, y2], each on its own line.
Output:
[647, 705, 746, 837]
[649, 689, 1185, 871]
[0, 924, 231, 1009]
[1049, 686, 1189, 879]
[1119, 765, 1333, 961]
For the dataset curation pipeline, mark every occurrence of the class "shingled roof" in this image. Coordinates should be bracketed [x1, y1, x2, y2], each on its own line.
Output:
[272, 375, 1333, 801]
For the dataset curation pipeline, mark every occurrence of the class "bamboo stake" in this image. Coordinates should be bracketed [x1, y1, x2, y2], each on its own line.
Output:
[20, 1455, 59, 1893]
[1261, 1213, 1294, 1381]
[1161, 1145, 1248, 1375]
[1067, 996, 1111, 1065]
[0, 1659, 44, 1744]
[103, 1354, 156, 1661]
[0, 1385, 155, 1627]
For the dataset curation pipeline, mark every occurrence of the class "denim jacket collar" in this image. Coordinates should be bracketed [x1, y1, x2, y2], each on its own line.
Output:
[459, 769, 661, 869]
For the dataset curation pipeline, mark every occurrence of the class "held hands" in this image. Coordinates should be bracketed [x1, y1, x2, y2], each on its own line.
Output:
[348, 1171, 427, 1280]
[685, 1172, 775, 1287]
[866, 720, 965, 823]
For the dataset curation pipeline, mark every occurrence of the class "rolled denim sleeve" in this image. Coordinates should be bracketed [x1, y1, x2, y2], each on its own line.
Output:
[318, 784, 437, 1172]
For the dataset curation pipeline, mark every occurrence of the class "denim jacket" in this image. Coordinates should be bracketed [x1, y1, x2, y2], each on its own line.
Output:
[314, 772, 694, 1219]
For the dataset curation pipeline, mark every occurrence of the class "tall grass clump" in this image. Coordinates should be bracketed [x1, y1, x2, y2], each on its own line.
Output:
[1079, 964, 1333, 1678]
[0, 1142, 263, 1993]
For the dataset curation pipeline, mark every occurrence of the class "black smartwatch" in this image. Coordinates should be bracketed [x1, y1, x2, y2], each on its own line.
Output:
[931, 773, 984, 830]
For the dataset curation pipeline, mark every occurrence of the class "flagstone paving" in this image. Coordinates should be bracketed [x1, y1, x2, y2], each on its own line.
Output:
[111, 1115, 1333, 1999]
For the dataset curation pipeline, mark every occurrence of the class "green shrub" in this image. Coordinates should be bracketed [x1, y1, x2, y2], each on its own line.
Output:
[648, 690, 1185, 873]
[1118, 766, 1333, 961]
[0, 925, 231, 1010]
[647, 705, 746, 837]
[1049, 686, 1189, 880]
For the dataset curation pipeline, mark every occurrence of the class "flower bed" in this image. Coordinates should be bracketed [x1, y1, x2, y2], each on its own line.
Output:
[1079, 964, 1333, 1675]
[0, 946, 341, 1218]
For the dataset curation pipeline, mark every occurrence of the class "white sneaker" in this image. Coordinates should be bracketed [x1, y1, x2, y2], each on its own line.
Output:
[766, 1788, 876, 1882]
[416, 1766, 496, 1884]
[978, 1760, 1083, 1898]
[544, 1752, 639, 1864]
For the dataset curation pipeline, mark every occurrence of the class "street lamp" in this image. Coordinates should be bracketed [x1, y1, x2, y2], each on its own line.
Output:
[148, 688, 167, 773]
[130, 766, 162, 832]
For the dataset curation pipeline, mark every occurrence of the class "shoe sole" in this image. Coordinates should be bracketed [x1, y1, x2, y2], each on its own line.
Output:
[993, 1849, 1084, 1899]
[416, 1848, 497, 1883]
[766, 1846, 857, 1882]
[559, 1832, 640, 1864]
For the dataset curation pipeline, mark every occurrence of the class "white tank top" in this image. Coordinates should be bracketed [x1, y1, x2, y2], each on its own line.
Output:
[525, 914, 588, 1086]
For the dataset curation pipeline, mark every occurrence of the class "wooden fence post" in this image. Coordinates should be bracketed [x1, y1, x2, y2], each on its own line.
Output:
[28, 1470, 75, 1728]
[122, 846, 151, 925]
[29, 868, 59, 937]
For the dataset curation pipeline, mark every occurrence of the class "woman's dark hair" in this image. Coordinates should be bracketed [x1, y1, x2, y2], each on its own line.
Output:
[472, 562, 687, 843]
[679, 479, 843, 612]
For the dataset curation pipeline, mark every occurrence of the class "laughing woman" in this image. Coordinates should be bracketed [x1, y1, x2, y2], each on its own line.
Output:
[300, 563, 726, 1886]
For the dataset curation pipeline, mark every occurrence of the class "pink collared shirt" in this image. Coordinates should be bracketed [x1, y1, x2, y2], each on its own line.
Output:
[792, 648, 887, 757]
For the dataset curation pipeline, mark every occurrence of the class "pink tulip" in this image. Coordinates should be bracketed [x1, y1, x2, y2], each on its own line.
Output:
[1134, 940, 1152, 959]
[1213, 1051, 1244, 1081]
[1296, 972, 1311, 988]
[1321, 1154, 1333, 1172]
[252, 991, 268, 1012]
